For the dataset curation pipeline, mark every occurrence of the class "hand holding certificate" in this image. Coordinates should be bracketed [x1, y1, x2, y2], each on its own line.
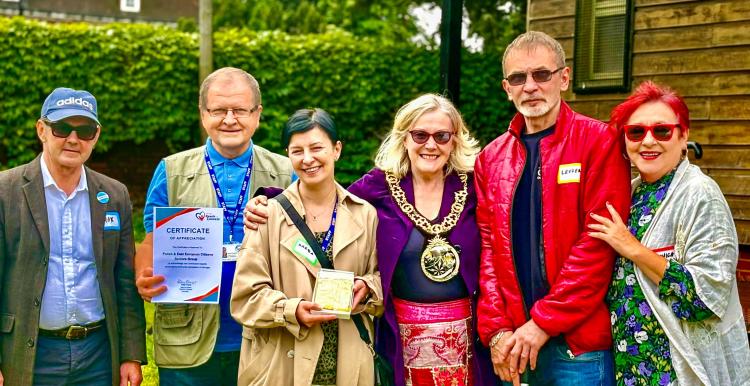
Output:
[152, 207, 223, 303]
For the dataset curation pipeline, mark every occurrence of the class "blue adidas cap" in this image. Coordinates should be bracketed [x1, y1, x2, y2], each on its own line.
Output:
[40, 87, 99, 124]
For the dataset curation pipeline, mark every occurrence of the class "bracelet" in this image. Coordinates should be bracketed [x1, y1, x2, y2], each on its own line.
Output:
[489, 331, 506, 348]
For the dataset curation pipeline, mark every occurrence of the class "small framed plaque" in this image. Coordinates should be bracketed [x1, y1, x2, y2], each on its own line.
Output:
[312, 269, 354, 319]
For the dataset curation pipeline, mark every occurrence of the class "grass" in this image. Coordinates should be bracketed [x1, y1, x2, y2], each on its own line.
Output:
[134, 214, 158, 386]
[142, 301, 159, 385]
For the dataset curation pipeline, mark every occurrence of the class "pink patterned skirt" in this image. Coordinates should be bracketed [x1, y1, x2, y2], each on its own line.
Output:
[393, 297, 474, 386]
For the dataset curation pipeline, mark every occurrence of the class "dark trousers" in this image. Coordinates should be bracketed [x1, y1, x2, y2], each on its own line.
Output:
[158, 350, 240, 386]
[33, 327, 112, 386]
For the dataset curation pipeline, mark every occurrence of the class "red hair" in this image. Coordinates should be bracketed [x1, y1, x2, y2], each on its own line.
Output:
[609, 81, 690, 135]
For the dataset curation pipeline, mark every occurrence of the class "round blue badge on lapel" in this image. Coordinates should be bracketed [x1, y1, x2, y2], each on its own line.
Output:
[96, 191, 110, 204]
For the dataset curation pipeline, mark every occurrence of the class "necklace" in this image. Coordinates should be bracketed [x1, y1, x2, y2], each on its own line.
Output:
[302, 186, 336, 222]
[386, 171, 467, 282]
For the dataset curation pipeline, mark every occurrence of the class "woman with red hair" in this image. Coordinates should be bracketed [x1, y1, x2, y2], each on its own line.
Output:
[588, 81, 750, 385]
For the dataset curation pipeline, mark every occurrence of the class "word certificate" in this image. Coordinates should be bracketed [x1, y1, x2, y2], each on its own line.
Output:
[152, 207, 223, 304]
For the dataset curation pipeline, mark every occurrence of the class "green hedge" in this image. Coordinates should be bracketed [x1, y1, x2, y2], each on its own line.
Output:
[0, 17, 513, 184]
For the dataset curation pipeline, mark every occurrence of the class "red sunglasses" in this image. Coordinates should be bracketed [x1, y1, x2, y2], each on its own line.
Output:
[408, 130, 453, 145]
[623, 123, 679, 142]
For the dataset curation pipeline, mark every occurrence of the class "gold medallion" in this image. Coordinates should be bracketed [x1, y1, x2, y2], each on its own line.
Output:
[385, 171, 468, 283]
[420, 235, 460, 282]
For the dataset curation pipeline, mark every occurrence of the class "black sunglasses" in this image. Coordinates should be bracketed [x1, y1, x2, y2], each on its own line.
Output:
[45, 119, 99, 141]
[505, 67, 565, 86]
[408, 130, 453, 145]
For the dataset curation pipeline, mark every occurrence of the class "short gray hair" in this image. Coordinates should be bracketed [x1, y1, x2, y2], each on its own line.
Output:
[199, 67, 261, 109]
[502, 31, 566, 77]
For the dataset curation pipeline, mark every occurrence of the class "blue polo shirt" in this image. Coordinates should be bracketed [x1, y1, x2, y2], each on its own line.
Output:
[144, 139, 252, 352]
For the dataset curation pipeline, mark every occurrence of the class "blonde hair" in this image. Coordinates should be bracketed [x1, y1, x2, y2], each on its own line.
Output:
[374, 94, 479, 178]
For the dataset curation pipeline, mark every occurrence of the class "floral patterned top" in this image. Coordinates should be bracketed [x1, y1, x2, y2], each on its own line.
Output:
[607, 170, 714, 386]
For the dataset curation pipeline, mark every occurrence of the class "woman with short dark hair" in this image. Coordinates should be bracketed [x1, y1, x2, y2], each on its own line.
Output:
[231, 108, 383, 386]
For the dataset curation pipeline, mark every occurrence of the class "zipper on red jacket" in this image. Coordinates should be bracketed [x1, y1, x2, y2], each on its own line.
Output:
[508, 138, 531, 321]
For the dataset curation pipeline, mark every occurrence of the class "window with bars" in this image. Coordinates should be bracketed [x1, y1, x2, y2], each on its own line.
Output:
[573, 0, 633, 93]
[120, 0, 140, 13]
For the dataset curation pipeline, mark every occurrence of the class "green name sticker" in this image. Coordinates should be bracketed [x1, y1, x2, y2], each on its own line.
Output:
[293, 238, 318, 266]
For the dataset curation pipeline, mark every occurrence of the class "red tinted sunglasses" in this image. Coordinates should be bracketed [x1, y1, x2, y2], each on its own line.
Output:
[408, 130, 453, 145]
[45, 119, 99, 141]
[623, 123, 679, 142]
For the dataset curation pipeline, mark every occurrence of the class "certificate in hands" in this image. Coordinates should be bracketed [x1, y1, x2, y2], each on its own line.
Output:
[152, 207, 223, 304]
[312, 269, 354, 319]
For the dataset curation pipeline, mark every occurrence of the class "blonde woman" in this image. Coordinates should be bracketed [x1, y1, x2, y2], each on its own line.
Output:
[245, 94, 497, 385]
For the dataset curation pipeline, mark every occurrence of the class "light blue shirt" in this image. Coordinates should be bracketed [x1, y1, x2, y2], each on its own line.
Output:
[39, 157, 105, 330]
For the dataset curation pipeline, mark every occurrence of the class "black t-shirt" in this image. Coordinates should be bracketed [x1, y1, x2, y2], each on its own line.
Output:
[512, 125, 554, 309]
[391, 227, 468, 302]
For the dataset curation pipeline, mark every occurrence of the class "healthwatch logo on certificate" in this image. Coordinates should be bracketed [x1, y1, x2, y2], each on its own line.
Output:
[152, 207, 224, 304]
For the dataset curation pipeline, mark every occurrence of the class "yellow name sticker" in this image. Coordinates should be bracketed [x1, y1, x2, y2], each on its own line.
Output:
[557, 163, 581, 184]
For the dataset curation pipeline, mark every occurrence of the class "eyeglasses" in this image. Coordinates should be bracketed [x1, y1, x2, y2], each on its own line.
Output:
[505, 67, 565, 86]
[408, 130, 453, 145]
[623, 123, 679, 142]
[206, 106, 259, 119]
[44, 119, 99, 140]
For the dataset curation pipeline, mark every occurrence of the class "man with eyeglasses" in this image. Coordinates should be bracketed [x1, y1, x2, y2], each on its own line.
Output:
[474, 31, 631, 385]
[0, 87, 147, 385]
[134, 67, 294, 384]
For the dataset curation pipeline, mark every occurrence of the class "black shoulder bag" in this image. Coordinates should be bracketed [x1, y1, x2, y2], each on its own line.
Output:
[276, 193, 395, 386]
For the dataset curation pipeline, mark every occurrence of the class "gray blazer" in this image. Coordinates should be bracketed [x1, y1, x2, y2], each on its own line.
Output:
[0, 155, 147, 385]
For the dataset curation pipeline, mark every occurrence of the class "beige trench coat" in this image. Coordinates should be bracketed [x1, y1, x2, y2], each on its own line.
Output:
[231, 181, 384, 386]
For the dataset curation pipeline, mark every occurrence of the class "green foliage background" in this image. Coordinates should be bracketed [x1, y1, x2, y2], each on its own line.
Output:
[0, 16, 519, 385]
[0, 17, 513, 185]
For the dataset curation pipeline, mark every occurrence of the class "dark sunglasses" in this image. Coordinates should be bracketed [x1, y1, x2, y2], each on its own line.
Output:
[408, 130, 453, 145]
[505, 67, 565, 86]
[623, 123, 679, 142]
[45, 119, 99, 140]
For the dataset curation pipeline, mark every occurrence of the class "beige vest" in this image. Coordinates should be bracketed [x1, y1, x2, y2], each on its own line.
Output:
[153, 144, 293, 368]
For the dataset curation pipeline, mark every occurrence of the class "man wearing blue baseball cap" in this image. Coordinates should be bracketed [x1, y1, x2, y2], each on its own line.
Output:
[0, 87, 147, 385]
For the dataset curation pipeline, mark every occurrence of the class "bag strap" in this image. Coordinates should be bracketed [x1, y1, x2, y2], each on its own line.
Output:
[275, 193, 375, 351]
[275, 193, 333, 269]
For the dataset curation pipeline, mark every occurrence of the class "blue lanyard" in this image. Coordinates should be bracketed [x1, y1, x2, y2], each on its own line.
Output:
[319, 195, 338, 253]
[204, 149, 253, 243]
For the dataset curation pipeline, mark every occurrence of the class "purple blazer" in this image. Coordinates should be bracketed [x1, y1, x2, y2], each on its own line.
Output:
[348, 168, 497, 386]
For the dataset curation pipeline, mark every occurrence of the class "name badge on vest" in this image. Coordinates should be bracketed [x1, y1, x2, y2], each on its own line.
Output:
[222, 243, 241, 262]
[104, 211, 121, 231]
[652, 245, 676, 260]
[558, 163, 581, 184]
[293, 238, 318, 266]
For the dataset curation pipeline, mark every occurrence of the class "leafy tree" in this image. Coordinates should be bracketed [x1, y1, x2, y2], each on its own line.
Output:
[209, 0, 526, 51]
[464, 0, 526, 54]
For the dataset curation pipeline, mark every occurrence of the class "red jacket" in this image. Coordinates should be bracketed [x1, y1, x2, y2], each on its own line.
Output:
[474, 101, 631, 355]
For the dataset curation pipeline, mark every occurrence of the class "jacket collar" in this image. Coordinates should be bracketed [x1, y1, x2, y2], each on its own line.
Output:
[22, 154, 106, 270]
[278, 180, 367, 271]
[22, 154, 50, 255]
[508, 100, 574, 143]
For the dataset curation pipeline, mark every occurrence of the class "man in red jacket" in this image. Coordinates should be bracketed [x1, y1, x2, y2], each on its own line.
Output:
[474, 31, 631, 385]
